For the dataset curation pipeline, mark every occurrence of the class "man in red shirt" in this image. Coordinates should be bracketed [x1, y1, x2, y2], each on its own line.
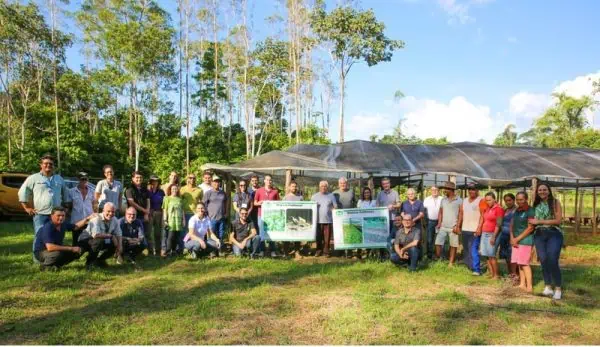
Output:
[253, 174, 280, 258]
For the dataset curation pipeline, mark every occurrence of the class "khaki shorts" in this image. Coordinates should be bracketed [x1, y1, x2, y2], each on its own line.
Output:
[435, 227, 459, 248]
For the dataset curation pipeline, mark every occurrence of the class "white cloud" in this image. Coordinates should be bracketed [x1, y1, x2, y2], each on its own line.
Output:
[508, 71, 600, 126]
[509, 92, 551, 119]
[341, 71, 600, 145]
[398, 96, 495, 142]
[507, 36, 518, 44]
[344, 112, 396, 141]
[437, 0, 494, 25]
[438, 0, 473, 24]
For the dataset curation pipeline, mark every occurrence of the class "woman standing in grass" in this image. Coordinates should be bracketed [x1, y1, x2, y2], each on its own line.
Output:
[498, 193, 518, 280]
[480, 192, 504, 279]
[531, 183, 564, 300]
[510, 192, 535, 293]
[161, 184, 185, 257]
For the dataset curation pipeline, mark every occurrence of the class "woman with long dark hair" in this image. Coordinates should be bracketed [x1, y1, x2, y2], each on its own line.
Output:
[531, 182, 564, 300]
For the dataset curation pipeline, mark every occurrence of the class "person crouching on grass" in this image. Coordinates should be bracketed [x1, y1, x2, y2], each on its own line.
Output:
[510, 192, 535, 293]
[391, 215, 421, 271]
[34, 207, 94, 271]
[184, 203, 221, 259]
[118, 207, 146, 267]
[230, 207, 260, 258]
[162, 184, 186, 257]
[78, 202, 122, 269]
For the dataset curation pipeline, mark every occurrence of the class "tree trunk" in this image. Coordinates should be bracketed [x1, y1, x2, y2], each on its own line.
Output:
[213, 0, 219, 121]
[184, 0, 190, 175]
[339, 71, 345, 143]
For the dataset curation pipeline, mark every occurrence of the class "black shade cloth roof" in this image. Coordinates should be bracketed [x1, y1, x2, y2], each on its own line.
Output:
[202, 140, 600, 187]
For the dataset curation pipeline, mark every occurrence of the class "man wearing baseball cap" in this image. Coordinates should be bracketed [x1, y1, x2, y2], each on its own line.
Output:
[202, 174, 229, 254]
[460, 182, 486, 275]
[435, 182, 462, 265]
[68, 172, 94, 246]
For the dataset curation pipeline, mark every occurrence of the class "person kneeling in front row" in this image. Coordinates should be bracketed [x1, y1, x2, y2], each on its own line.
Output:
[119, 207, 146, 265]
[78, 202, 123, 269]
[184, 202, 221, 259]
[390, 215, 421, 271]
[230, 207, 260, 258]
[34, 207, 94, 271]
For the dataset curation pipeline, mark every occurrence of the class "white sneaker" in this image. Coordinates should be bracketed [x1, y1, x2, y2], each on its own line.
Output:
[542, 286, 554, 297]
[270, 251, 277, 258]
[552, 290, 562, 300]
[472, 271, 481, 276]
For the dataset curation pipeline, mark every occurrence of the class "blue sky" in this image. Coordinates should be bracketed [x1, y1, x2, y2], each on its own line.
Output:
[60, 0, 600, 143]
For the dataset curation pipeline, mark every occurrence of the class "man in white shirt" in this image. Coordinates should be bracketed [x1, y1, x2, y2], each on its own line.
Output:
[423, 186, 443, 260]
[69, 172, 94, 246]
[199, 171, 213, 194]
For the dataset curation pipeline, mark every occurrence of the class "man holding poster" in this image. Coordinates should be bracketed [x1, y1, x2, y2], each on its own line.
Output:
[254, 175, 280, 258]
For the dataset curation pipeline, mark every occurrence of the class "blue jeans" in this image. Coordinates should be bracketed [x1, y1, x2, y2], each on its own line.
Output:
[534, 228, 563, 287]
[32, 214, 51, 252]
[232, 236, 260, 256]
[495, 232, 512, 262]
[426, 219, 438, 259]
[185, 239, 219, 257]
[210, 218, 226, 247]
[462, 230, 481, 273]
[161, 228, 180, 253]
[181, 213, 194, 252]
[390, 246, 420, 271]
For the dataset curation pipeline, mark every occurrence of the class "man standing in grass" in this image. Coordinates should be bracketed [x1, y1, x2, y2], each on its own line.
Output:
[376, 177, 401, 260]
[34, 207, 94, 271]
[391, 215, 422, 271]
[311, 181, 337, 257]
[68, 172, 94, 247]
[79, 202, 123, 269]
[19, 154, 71, 257]
[333, 177, 357, 258]
[460, 183, 486, 275]
[202, 175, 228, 254]
[435, 182, 462, 266]
[254, 174, 281, 258]
[423, 186, 443, 260]
[283, 181, 305, 259]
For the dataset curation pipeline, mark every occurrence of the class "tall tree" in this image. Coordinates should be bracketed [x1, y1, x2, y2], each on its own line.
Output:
[311, 1, 404, 142]
[493, 124, 517, 146]
[77, 0, 176, 170]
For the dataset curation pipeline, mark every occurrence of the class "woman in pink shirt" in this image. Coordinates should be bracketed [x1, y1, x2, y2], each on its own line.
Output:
[480, 192, 504, 279]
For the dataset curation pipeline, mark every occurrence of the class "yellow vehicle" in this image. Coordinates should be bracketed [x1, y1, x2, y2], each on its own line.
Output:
[0, 172, 28, 217]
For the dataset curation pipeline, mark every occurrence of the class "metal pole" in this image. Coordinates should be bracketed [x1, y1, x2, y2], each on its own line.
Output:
[593, 187, 597, 236]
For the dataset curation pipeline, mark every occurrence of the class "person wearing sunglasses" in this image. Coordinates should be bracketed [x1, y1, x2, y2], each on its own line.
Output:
[19, 154, 71, 260]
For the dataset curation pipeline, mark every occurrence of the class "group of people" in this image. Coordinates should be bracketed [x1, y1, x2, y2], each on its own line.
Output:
[18, 154, 565, 299]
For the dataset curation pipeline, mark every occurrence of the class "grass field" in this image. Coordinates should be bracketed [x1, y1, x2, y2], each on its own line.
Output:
[1, 220, 599, 345]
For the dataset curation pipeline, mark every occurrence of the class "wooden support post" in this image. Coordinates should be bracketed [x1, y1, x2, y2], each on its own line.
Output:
[561, 189, 566, 221]
[461, 176, 466, 199]
[576, 188, 584, 237]
[593, 187, 597, 236]
[285, 169, 292, 194]
[574, 183, 580, 237]
[419, 174, 425, 201]
[530, 177, 538, 205]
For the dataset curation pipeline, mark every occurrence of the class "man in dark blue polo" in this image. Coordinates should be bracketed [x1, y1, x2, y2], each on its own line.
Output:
[34, 207, 94, 271]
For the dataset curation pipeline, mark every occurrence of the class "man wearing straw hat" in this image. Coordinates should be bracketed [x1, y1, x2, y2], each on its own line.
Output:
[435, 181, 462, 266]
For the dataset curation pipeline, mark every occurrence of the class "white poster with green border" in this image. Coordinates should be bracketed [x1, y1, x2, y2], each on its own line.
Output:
[259, 201, 317, 241]
[332, 207, 389, 250]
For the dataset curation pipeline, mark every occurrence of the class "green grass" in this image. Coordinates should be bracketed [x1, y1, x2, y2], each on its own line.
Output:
[1, 220, 600, 344]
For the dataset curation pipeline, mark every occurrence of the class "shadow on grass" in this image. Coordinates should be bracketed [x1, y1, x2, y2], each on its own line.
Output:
[0, 259, 354, 344]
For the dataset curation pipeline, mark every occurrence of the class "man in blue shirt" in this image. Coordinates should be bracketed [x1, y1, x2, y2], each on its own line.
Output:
[119, 207, 146, 265]
[34, 207, 94, 271]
